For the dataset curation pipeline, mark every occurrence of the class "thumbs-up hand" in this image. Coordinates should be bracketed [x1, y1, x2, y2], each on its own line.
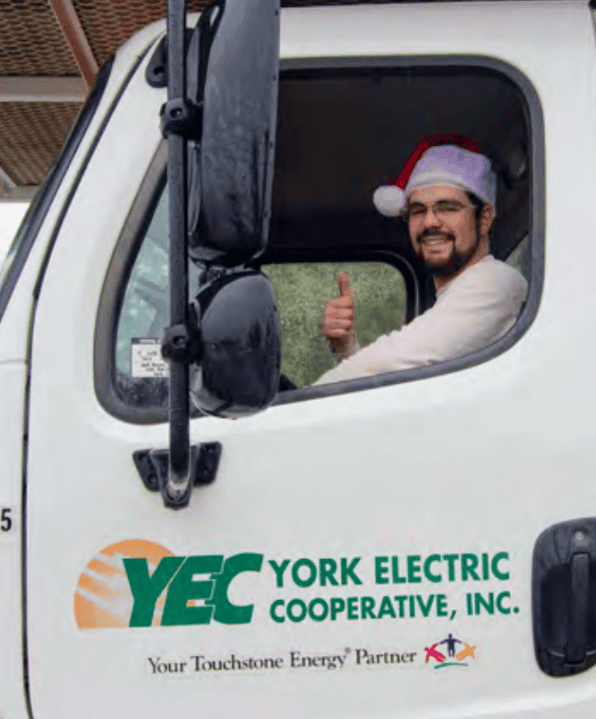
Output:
[321, 272, 356, 356]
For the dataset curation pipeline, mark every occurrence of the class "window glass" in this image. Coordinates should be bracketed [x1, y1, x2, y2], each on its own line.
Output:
[116, 233, 169, 377]
[505, 234, 530, 279]
[115, 192, 406, 397]
[265, 262, 406, 387]
[114, 188, 200, 409]
[99, 59, 541, 422]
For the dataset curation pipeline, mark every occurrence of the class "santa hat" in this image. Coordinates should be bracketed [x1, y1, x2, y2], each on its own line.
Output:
[373, 134, 497, 217]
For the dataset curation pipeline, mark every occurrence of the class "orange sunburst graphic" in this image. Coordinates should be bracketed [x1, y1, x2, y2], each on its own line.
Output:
[74, 539, 174, 629]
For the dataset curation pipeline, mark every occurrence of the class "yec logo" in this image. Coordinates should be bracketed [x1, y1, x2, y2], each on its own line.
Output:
[74, 540, 263, 629]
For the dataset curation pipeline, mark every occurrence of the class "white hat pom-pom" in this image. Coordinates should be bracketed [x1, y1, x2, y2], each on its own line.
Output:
[372, 185, 406, 217]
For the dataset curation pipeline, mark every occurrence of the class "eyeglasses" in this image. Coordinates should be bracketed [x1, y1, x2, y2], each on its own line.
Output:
[403, 200, 475, 221]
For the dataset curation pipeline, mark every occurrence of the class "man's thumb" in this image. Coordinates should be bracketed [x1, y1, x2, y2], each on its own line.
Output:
[338, 271, 352, 298]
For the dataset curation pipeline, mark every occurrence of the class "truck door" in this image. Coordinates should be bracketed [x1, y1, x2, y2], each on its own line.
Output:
[23, 2, 596, 719]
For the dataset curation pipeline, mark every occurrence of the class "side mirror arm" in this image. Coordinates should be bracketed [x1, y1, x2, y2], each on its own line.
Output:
[161, 0, 199, 508]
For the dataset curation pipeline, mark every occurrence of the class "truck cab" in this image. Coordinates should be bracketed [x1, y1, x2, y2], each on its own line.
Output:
[1, 1, 596, 718]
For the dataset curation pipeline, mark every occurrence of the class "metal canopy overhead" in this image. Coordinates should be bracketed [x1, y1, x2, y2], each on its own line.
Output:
[0, 0, 544, 203]
[0, 0, 202, 201]
[0, 0, 408, 202]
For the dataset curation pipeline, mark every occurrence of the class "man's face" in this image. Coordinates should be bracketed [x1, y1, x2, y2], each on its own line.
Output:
[406, 186, 484, 278]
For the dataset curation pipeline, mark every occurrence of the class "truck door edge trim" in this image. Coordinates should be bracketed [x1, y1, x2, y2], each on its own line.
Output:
[20, 41, 154, 719]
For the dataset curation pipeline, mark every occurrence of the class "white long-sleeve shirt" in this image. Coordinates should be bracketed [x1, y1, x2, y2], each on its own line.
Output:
[315, 255, 527, 385]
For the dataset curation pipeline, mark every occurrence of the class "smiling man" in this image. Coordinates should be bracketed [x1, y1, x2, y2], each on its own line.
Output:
[316, 135, 527, 384]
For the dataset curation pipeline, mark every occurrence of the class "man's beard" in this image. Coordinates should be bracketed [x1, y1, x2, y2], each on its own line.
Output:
[415, 229, 480, 278]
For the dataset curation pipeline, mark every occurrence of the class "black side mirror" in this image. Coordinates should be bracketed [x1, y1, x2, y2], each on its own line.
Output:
[185, 0, 282, 417]
[188, 0, 280, 268]
[159, 0, 280, 508]
[190, 271, 281, 418]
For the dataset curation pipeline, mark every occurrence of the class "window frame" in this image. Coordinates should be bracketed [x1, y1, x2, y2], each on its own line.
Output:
[95, 142, 169, 425]
[94, 54, 544, 422]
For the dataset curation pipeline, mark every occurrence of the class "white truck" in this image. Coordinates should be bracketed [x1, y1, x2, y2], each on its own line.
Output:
[1, 0, 595, 717]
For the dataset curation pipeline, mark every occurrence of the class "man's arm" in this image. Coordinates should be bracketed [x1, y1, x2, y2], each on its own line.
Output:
[314, 259, 527, 385]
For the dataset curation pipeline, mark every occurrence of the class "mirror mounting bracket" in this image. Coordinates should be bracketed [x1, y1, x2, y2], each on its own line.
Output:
[160, 97, 203, 141]
[133, 443, 222, 509]
[161, 317, 202, 364]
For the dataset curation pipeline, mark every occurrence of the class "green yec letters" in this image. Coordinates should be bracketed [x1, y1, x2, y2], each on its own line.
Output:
[210, 553, 264, 624]
[124, 552, 265, 627]
[162, 555, 224, 626]
[124, 556, 185, 627]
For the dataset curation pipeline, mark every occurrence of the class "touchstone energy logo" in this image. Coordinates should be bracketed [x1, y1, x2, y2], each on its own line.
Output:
[424, 633, 476, 669]
[74, 540, 263, 629]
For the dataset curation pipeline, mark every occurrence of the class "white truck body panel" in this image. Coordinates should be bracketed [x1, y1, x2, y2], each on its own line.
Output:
[1, 1, 596, 718]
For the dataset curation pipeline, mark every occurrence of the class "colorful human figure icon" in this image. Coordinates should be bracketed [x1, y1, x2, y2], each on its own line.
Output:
[439, 633, 463, 658]
[455, 642, 476, 662]
[425, 643, 446, 664]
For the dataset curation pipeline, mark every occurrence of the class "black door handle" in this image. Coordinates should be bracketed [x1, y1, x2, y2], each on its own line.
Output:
[533, 518, 596, 676]
[567, 552, 590, 664]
